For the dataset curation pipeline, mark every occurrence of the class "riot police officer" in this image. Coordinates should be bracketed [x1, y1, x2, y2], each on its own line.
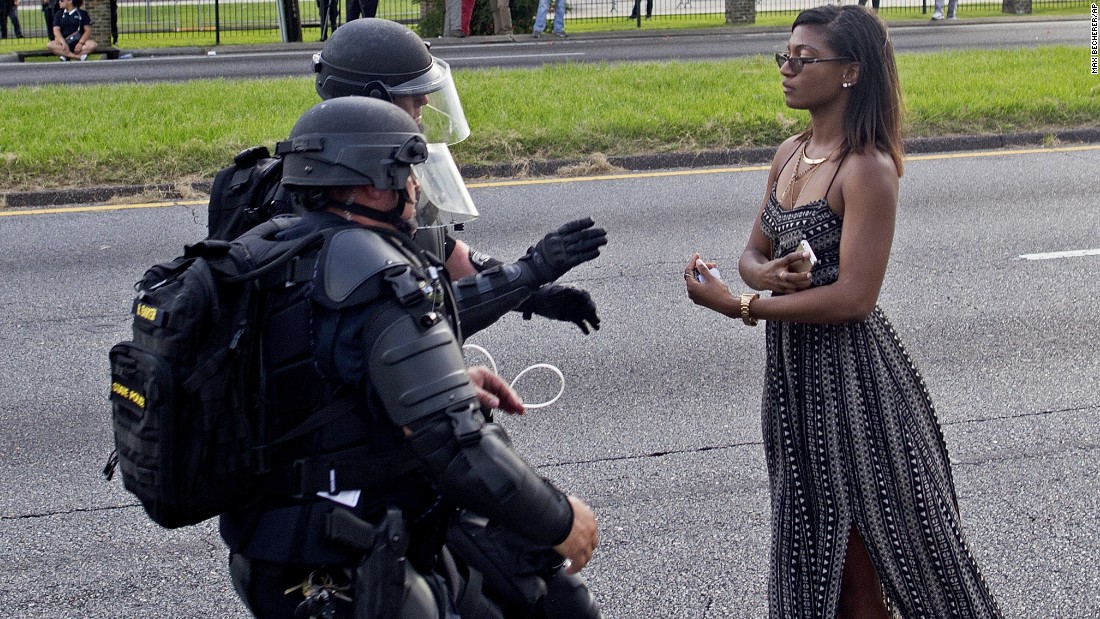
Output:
[219, 96, 599, 618]
[313, 17, 608, 338]
[312, 19, 607, 618]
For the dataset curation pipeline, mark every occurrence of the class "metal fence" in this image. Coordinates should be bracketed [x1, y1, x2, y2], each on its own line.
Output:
[1, 0, 423, 46]
[0, 0, 1087, 48]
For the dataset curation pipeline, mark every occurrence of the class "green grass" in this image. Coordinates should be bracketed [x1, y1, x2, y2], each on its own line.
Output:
[1, 46, 1097, 192]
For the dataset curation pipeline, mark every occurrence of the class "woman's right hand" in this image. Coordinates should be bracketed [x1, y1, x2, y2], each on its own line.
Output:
[684, 253, 733, 314]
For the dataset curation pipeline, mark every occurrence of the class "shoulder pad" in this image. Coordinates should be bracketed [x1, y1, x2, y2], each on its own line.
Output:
[316, 228, 411, 307]
[232, 216, 304, 263]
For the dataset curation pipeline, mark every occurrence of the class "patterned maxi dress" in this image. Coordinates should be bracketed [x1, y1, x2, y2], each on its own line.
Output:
[758, 179, 1003, 618]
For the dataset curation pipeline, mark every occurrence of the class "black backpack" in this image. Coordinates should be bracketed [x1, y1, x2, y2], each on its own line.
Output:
[206, 146, 291, 242]
[103, 224, 348, 529]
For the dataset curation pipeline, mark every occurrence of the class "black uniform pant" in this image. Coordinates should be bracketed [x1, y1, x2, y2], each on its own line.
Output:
[346, 0, 378, 20]
[629, 0, 652, 18]
[314, 0, 339, 41]
[230, 554, 356, 618]
[229, 551, 502, 619]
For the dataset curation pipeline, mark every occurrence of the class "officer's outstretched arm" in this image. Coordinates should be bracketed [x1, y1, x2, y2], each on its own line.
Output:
[367, 311, 574, 547]
[452, 218, 607, 337]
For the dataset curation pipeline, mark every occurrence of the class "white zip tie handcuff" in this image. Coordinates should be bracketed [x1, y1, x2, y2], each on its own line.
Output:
[462, 343, 565, 409]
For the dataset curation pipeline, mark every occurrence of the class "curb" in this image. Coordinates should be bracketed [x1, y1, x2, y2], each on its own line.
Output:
[4, 127, 1098, 209]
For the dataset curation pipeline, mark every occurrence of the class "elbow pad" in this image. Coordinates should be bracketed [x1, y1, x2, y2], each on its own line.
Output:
[452, 262, 543, 337]
[408, 415, 573, 548]
[368, 310, 478, 427]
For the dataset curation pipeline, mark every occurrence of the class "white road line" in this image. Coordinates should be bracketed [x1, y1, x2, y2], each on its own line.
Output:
[1018, 249, 1100, 261]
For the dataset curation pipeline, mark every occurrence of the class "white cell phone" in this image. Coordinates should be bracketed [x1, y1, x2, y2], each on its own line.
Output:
[789, 239, 819, 273]
[695, 258, 721, 282]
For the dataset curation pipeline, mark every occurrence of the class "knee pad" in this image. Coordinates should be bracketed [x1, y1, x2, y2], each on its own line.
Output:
[400, 563, 442, 619]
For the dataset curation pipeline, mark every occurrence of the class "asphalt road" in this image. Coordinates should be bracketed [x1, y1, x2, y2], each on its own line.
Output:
[1, 145, 1098, 617]
[0, 17, 1087, 87]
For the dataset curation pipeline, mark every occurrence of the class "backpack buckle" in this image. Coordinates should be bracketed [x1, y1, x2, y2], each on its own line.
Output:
[293, 459, 338, 499]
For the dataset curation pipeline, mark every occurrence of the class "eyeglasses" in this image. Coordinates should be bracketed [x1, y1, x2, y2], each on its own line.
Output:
[775, 53, 853, 74]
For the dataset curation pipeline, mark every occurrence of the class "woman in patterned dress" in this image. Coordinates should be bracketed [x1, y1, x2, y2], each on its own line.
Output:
[685, 5, 1002, 618]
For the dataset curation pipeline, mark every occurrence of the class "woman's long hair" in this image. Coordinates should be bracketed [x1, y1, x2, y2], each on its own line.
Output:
[793, 5, 905, 175]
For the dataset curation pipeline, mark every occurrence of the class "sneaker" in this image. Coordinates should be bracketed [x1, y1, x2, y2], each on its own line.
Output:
[931, 10, 944, 19]
[59, 56, 69, 61]
[532, 30, 542, 38]
[79, 53, 88, 61]
[553, 30, 567, 38]
[946, 13, 957, 18]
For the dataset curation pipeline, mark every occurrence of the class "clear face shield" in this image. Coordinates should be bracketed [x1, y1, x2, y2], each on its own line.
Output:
[389, 59, 471, 146]
[412, 143, 479, 229]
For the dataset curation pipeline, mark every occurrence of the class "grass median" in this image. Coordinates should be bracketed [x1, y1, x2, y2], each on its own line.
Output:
[1, 45, 1097, 193]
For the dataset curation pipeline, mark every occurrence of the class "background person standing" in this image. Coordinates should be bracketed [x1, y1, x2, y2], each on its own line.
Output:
[932, 0, 958, 20]
[531, 0, 565, 37]
[627, 0, 651, 20]
[346, 0, 378, 21]
[491, 0, 512, 34]
[41, 0, 56, 39]
[1, 0, 23, 38]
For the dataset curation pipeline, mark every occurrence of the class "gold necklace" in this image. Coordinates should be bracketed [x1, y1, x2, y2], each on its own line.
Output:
[788, 161, 826, 207]
[780, 141, 825, 207]
[801, 136, 844, 165]
[801, 148, 831, 166]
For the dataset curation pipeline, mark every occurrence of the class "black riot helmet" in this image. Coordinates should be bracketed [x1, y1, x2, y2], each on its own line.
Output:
[313, 18, 470, 145]
[278, 96, 427, 192]
[277, 97, 476, 229]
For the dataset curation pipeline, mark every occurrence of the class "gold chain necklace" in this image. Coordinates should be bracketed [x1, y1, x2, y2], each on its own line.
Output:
[780, 140, 842, 208]
[780, 141, 822, 207]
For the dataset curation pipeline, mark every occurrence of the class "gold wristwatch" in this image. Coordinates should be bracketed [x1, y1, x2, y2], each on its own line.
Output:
[739, 292, 759, 326]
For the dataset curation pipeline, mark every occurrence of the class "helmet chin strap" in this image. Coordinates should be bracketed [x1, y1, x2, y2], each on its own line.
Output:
[340, 188, 415, 235]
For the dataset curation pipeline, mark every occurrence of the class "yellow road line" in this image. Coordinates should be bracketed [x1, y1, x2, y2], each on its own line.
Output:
[0, 198, 207, 217]
[3, 144, 1098, 216]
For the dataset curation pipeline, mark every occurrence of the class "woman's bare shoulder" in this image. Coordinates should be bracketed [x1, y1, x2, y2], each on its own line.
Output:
[769, 134, 805, 172]
[844, 147, 900, 182]
[774, 134, 803, 159]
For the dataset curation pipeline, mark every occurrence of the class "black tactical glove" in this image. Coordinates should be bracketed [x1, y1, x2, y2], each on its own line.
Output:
[518, 218, 608, 286]
[517, 285, 600, 335]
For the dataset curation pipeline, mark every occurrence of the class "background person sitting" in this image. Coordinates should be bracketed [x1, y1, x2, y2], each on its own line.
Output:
[47, 0, 96, 61]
